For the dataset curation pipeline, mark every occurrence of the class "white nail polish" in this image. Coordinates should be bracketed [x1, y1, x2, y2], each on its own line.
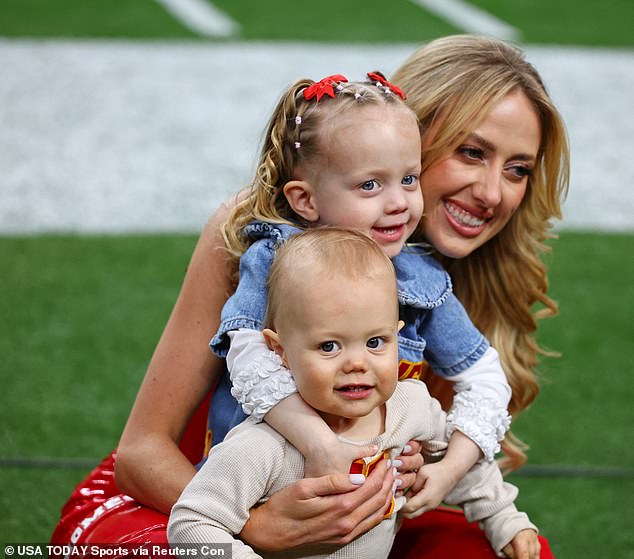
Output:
[349, 474, 366, 485]
[392, 459, 403, 468]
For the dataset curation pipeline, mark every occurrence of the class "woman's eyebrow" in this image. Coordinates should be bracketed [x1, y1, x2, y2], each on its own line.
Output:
[468, 133, 536, 161]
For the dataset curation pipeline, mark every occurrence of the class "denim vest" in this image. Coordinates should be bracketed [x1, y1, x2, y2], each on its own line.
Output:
[204, 221, 488, 455]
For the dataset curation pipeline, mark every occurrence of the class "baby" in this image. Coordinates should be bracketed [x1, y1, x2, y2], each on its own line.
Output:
[168, 227, 539, 559]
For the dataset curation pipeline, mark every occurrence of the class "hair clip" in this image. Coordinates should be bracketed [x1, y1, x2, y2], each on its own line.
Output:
[366, 72, 407, 100]
[294, 141, 301, 150]
[303, 74, 349, 101]
[295, 116, 302, 125]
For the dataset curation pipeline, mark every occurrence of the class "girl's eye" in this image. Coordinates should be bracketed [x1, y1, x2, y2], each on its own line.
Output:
[319, 341, 340, 353]
[360, 180, 378, 192]
[401, 175, 418, 187]
[366, 337, 386, 350]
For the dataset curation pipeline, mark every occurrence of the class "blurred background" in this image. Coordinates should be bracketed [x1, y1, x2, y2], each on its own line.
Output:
[1, 1, 633, 557]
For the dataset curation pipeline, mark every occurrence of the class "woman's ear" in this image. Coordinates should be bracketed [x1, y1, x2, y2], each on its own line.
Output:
[263, 328, 289, 367]
[283, 180, 319, 222]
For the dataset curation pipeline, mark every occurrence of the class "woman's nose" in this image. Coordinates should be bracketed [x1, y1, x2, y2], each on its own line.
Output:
[472, 167, 503, 208]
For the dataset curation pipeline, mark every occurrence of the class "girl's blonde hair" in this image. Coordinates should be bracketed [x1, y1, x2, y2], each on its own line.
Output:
[393, 35, 570, 471]
[222, 75, 416, 262]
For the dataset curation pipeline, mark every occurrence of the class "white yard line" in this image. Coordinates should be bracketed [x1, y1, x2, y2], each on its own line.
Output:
[409, 0, 520, 41]
[1, 40, 633, 233]
[154, 0, 239, 38]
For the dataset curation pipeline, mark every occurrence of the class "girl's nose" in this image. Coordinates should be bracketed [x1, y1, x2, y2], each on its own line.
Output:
[385, 186, 409, 214]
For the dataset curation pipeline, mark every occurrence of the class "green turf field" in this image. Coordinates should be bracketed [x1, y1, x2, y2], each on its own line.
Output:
[1, 232, 633, 556]
[1, 0, 633, 46]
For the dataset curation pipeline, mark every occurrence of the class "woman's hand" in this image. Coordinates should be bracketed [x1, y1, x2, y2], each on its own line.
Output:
[501, 529, 540, 559]
[239, 459, 395, 551]
[393, 440, 424, 495]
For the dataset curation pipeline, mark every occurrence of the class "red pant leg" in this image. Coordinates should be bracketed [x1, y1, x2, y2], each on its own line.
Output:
[51, 451, 168, 557]
[52, 456, 554, 558]
[390, 507, 554, 558]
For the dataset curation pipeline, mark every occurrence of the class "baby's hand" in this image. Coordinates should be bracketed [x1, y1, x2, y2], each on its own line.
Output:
[502, 529, 540, 559]
[304, 439, 378, 478]
[399, 461, 458, 518]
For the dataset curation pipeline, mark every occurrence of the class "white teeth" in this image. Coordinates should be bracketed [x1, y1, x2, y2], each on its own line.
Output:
[445, 202, 485, 227]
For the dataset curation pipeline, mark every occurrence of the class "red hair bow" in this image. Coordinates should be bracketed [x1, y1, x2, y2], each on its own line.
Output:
[367, 72, 407, 100]
[303, 74, 348, 101]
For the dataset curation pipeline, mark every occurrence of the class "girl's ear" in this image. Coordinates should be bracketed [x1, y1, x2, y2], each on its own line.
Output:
[263, 328, 289, 367]
[283, 180, 319, 222]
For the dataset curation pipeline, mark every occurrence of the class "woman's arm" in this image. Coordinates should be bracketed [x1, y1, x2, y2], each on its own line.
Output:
[115, 204, 235, 513]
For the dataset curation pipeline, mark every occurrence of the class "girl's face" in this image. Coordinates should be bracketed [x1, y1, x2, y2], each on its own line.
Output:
[420, 89, 541, 259]
[297, 105, 423, 258]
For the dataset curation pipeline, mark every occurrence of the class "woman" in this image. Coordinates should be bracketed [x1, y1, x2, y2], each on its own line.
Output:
[52, 35, 569, 558]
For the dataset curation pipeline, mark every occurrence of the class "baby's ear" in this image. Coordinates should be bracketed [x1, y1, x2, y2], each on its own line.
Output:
[263, 328, 289, 366]
[283, 180, 319, 222]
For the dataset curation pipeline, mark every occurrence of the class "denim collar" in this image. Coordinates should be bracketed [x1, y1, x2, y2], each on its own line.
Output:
[244, 221, 452, 310]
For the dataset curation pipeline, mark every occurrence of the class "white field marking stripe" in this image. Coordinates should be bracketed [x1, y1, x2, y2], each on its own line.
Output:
[409, 0, 520, 41]
[154, 0, 239, 37]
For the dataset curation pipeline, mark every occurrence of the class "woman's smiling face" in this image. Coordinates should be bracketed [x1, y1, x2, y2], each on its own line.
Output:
[420, 89, 541, 258]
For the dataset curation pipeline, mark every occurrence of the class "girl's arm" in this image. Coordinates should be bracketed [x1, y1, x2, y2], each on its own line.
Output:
[408, 348, 511, 511]
[115, 205, 234, 513]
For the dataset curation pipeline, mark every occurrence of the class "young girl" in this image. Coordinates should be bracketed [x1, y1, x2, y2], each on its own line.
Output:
[169, 227, 539, 559]
[207, 73, 513, 510]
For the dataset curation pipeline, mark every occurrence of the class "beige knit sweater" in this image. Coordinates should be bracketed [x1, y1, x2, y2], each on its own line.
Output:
[168, 380, 536, 558]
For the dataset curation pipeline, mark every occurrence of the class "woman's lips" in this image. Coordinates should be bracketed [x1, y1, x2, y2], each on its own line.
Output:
[443, 200, 490, 237]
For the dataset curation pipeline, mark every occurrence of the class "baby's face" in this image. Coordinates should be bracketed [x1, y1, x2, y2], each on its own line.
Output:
[275, 269, 400, 430]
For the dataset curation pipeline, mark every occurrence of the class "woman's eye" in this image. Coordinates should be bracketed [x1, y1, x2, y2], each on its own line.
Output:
[458, 146, 483, 160]
[319, 341, 340, 353]
[506, 165, 533, 181]
[366, 337, 386, 350]
[360, 180, 378, 192]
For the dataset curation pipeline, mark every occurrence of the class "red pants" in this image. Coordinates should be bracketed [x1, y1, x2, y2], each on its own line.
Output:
[51, 451, 554, 558]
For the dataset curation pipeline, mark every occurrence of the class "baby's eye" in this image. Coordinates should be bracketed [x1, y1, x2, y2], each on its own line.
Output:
[401, 174, 417, 186]
[366, 337, 386, 350]
[360, 180, 378, 192]
[319, 341, 340, 353]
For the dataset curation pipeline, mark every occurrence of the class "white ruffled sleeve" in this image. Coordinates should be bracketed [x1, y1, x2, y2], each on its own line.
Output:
[226, 329, 297, 422]
[445, 347, 512, 461]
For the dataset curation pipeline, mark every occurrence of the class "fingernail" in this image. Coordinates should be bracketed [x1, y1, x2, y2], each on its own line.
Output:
[403, 444, 412, 453]
[349, 474, 366, 485]
[386, 459, 392, 468]
[392, 480, 399, 493]
[395, 478, 403, 487]
[392, 467, 398, 477]
[392, 459, 403, 468]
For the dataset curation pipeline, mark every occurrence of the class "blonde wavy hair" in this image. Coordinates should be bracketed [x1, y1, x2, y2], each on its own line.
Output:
[222, 75, 416, 262]
[393, 35, 570, 470]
